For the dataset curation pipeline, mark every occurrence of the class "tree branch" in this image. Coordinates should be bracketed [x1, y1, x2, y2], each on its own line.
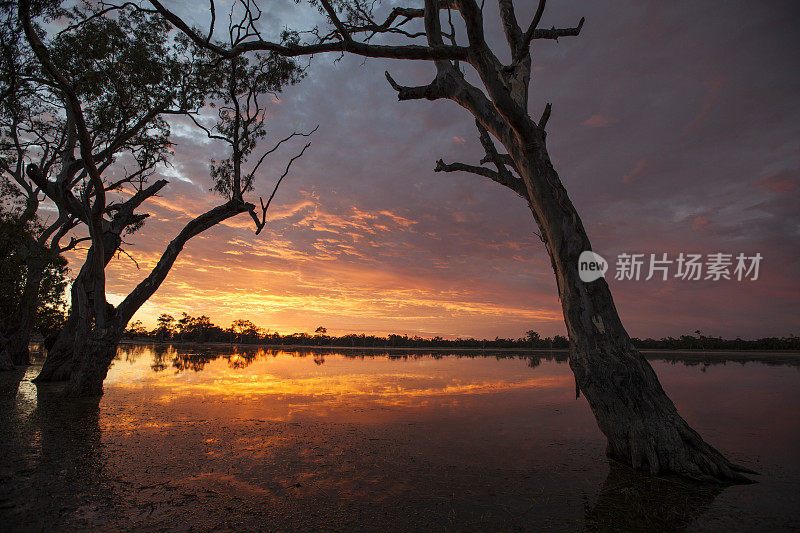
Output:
[148, 0, 470, 62]
[538, 102, 551, 129]
[497, 0, 522, 52]
[434, 158, 525, 198]
[385, 70, 447, 100]
[250, 141, 311, 235]
[116, 198, 253, 323]
[519, 0, 546, 53]
[529, 18, 584, 42]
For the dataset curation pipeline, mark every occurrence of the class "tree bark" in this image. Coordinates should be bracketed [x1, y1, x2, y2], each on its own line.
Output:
[63, 328, 123, 397]
[4, 257, 47, 366]
[34, 206, 137, 382]
[34, 307, 79, 382]
[514, 136, 754, 482]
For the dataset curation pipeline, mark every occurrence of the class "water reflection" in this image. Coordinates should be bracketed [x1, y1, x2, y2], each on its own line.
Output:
[104, 346, 580, 423]
[585, 461, 724, 532]
[0, 346, 798, 530]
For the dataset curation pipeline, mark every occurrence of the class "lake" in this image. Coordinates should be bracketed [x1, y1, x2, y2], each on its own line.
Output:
[1, 345, 799, 531]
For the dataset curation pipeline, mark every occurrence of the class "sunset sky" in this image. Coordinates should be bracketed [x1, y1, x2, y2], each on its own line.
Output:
[66, 0, 800, 339]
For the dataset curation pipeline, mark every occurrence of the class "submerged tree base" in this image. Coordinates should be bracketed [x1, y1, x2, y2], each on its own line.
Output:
[570, 342, 757, 484]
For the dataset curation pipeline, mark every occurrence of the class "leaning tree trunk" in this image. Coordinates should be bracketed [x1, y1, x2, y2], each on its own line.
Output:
[4, 257, 47, 366]
[514, 138, 754, 482]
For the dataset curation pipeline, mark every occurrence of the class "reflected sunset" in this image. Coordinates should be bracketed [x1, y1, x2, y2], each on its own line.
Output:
[104, 346, 575, 422]
[7, 348, 798, 530]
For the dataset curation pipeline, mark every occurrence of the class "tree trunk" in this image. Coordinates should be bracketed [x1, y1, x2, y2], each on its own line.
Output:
[34, 311, 79, 382]
[35, 231, 120, 382]
[5, 257, 46, 366]
[63, 328, 122, 397]
[35, 264, 89, 382]
[514, 139, 754, 482]
[4, 328, 33, 367]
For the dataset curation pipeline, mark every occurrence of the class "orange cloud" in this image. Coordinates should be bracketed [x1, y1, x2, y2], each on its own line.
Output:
[622, 159, 648, 183]
[582, 114, 614, 127]
[754, 170, 798, 195]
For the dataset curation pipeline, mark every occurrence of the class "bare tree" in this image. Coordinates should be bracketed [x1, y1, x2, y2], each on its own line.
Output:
[149, 0, 754, 482]
[19, 0, 313, 395]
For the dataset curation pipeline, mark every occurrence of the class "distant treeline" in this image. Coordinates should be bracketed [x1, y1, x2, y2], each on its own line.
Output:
[123, 313, 800, 351]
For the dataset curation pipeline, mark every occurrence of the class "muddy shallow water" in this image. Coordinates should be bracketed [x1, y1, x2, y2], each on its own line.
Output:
[1, 346, 799, 531]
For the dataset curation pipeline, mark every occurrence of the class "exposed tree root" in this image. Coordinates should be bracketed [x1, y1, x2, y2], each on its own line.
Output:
[606, 421, 757, 484]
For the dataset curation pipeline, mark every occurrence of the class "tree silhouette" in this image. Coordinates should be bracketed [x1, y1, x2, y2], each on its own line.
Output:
[18, 0, 313, 395]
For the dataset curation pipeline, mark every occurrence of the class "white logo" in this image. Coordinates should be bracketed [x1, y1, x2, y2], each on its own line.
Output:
[578, 251, 608, 282]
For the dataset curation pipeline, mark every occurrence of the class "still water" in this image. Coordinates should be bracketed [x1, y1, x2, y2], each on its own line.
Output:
[2, 345, 799, 531]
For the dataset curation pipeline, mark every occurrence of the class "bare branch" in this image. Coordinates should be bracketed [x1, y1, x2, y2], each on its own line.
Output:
[475, 119, 519, 178]
[480, 152, 515, 168]
[116, 247, 140, 270]
[60, 235, 92, 254]
[530, 18, 584, 42]
[148, 0, 470, 62]
[519, 0, 546, 52]
[434, 158, 525, 198]
[385, 70, 446, 101]
[247, 125, 319, 183]
[497, 0, 522, 52]
[538, 102, 551, 129]
[250, 141, 311, 235]
[207, 0, 216, 43]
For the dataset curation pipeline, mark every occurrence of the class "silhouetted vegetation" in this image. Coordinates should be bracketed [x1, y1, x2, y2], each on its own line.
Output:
[0, 203, 70, 348]
[122, 314, 800, 351]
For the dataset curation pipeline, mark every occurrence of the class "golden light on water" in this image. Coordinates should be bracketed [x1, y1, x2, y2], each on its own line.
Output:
[103, 346, 575, 422]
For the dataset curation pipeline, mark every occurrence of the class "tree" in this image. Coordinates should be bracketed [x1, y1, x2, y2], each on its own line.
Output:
[0, 188, 69, 368]
[124, 320, 147, 338]
[231, 319, 260, 343]
[19, 0, 313, 396]
[0, 2, 88, 366]
[154, 313, 175, 341]
[525, 329, 540, 347]
[149, 0, 753, 482]
[3, 0, 200, 377]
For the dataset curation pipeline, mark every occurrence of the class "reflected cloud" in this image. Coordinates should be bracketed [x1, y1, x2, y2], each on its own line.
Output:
[106, 346, 572, 421]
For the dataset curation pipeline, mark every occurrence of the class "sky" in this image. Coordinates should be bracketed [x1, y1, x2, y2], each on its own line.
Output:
[65, 0, 800, 339]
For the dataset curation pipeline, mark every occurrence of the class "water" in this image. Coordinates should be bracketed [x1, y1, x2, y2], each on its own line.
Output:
[1, 345, 799, 530]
